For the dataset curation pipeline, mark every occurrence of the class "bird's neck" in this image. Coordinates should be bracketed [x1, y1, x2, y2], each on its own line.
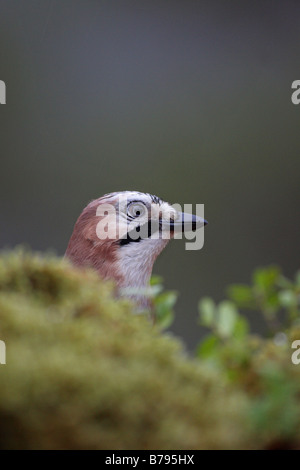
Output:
[116, 239, 169, 306]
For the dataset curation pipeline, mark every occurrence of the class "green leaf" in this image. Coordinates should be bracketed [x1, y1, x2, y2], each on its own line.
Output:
[278, 290, 297, 308]
[154, 291, 177, 330]
[196, 334, 219, 358]
[198, 297, 216, 327]
[149, 284, 164, 296]
[265, 292, 280, 309]
[253, 266, 281, 290]
[277, 275, 293, 289]
[216, 301, 238, 338]
[155, 291, 177, 310]
[227, 284, 254, 307]
[150, 275, 164, 286]
[233, 316, 249, 339]
[155, 308, 174, 330]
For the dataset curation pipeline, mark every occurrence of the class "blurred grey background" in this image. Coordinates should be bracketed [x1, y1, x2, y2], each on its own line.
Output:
[1, 0, 300, 350]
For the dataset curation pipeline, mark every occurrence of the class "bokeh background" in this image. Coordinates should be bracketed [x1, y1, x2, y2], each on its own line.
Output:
[1, 0, 300, 350]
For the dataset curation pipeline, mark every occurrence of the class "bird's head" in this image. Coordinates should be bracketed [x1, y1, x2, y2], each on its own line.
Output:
[65, 191, 206, 306]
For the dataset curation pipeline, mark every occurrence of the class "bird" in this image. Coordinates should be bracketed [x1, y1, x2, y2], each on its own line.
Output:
[65, 191, 207, 308]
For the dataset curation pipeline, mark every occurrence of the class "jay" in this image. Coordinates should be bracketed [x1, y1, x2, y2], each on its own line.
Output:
[65, 191, 206, 307]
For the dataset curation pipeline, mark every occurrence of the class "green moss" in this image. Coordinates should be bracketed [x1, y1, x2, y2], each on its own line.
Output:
[0, 249, 251, 449]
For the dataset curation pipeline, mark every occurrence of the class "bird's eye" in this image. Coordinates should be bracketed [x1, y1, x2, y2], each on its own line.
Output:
[127, 202, 146, 219]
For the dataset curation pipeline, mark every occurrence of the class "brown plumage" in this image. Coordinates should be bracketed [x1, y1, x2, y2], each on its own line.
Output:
[65, 196, 124, 286]
[65, 191, 206, 307]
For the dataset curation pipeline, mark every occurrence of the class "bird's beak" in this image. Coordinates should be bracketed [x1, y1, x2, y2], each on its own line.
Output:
[161, 212, 208, 233]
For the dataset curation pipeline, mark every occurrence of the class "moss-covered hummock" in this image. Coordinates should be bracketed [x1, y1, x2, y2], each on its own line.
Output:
[0, 249, 252, 449]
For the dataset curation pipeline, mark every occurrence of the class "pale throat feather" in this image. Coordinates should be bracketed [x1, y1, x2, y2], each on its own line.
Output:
[117, 238, 169, 289]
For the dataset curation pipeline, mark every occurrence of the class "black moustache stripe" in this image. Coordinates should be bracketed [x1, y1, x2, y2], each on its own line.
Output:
[119, 220, 161, 246]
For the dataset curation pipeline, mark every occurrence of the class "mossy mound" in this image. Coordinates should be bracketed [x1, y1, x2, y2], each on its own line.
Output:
[0, 249, 253, 449]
